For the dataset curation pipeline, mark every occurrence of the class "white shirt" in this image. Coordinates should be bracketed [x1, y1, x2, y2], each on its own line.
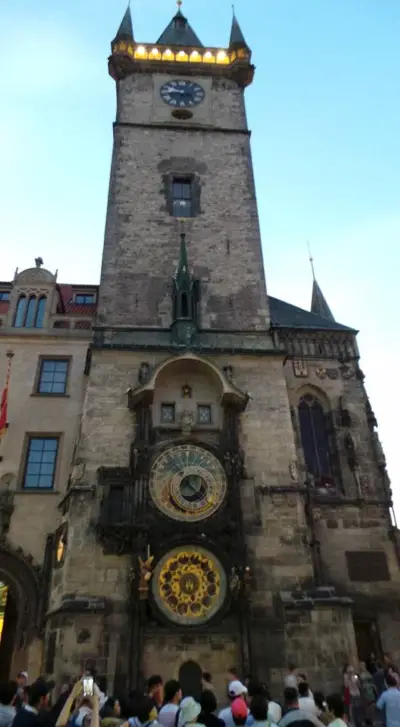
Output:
[158, 704, 179, 727]
[298, 697, 318, 716]
[284, 675, 298, 689]
[268, 702, 282, 724]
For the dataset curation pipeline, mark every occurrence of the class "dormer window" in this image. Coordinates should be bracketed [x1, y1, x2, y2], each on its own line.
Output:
[75, 294, 95, 305]
[14, 295, 46, 329]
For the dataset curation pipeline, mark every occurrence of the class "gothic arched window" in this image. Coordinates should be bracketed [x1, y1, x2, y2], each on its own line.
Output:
[35, 296, 46, 328]
[298, 394, 331, 481]
[25, 296, 37, 327]
[14, 295, 27, 327]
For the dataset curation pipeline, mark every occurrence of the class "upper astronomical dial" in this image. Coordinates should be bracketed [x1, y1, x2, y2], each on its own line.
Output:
[160, 79, 205, 108]
[149, 444, 227, 522]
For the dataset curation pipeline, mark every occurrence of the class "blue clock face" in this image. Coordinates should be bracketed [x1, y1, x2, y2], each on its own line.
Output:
[160, 80, 205, 108]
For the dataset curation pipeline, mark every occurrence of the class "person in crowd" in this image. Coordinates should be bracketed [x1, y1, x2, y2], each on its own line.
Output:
[326, 695, 347, 727]
[387, 667, 400, 688]
[158, 681, 182, 727]
[202, 675, 215, 695]
[12, 680, 50, 727]
[0, 682, 17, 727]
[15, 673, 29, 711]
[297, 679, 313, 701]
[219, 681, 248, 727]
[359, 662, 376, 704]
[246, 681, 281, 726]
[227, 671, 240, 686]
[366, 654, 377, 676]
[124, 695, 160, 727]
[199, 690, 224, 727]
[147, 678, 164, 713]
[177, 697, 204, 727]
[312, 693, 332, 726]
[373, 662, 387, 698]
[230, 700, 248, 727]
[279, 687, 322, 727]
[297, 684, 318, 716]
[284, 668, 298, 691]
[100, 697, 122, 727]
[377, 673, 400, 727]
[343, 664, 362, 727]
[73, 697, 94, 727]
[248, 696, 277, 727]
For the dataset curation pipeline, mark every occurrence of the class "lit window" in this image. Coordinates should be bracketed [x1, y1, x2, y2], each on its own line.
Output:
[75, 294, 95, 305]
[197, 405, 212, 425]
[23, 437, 59, 490]
[161, 403, 175, 424]
[172, 178, 193, 217]
[38, 359, 69, 395]
[0, 292, 10, 301]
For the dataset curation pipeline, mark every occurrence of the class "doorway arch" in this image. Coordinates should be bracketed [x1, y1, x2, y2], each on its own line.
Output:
[0, 540, 42, 679]
[179, 660, 203, 701]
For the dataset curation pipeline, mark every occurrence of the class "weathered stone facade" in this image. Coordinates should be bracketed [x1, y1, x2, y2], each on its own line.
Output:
[0, 5, 398, 703]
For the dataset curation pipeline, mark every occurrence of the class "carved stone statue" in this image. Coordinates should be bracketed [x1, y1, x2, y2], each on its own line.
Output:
[0, 489, 14, 537]
[339, 396, 352, 427]
[229, 566, 241, 597]
[69, 459, 86, 487]
[344, 433, 358, 471]
[289, 459, 298, 482]
[372, 431, 386, 468]
[138, 552, 154, 600]
[138, 362, 150, 385]
[223, 365, 234, 382]
[180, 410, 195, 435]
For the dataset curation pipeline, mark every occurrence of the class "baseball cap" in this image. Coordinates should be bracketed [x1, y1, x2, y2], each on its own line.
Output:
[231, 698, 248, 720]
[229, 680, 248, 698]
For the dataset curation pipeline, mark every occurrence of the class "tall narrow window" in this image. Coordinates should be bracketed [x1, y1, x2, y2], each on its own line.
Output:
[172, 178, 193, 217]
[25, 296, 37, 328]
[35, 296, 46, 328]
[180, 293, 189, 318]
[14, 296, 27, 327]
[23, 437, 59, 490]
[298, 395, 331, 481]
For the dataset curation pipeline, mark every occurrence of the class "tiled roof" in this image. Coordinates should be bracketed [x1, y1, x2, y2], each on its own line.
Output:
[57, 284, 97, 317]
[311, 279, 335, 321]
[268, 295, 356, 333]
[157, 10, 203, 47]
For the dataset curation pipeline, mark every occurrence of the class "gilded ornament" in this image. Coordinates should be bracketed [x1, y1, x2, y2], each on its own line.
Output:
[315, 367, 327, 379]
[152, 546, 226, 625]
[138, 551, 154, 600]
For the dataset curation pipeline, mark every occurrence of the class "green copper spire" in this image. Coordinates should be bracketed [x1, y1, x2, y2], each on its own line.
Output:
[229, 12, 249, 49]
[113, 5, 134, 44]
[178, 232, 189, 277]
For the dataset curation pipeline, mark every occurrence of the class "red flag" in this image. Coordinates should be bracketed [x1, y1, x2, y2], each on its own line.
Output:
[0, 355, 12, 439]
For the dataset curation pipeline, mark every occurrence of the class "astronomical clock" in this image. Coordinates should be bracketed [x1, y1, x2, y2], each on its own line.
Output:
[148, 445, 230, 627]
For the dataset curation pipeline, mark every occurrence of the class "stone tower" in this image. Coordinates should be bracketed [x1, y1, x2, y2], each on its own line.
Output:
[42, 4, 400, 698]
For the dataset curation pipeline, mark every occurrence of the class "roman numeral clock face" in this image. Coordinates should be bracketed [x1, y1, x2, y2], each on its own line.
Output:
[160, 80, 205, 108]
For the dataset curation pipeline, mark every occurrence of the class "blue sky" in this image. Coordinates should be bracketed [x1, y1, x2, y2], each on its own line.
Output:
[1, 1, 399, 512]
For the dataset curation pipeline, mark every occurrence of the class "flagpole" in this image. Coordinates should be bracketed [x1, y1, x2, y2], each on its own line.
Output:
[0, 352, 14, 452]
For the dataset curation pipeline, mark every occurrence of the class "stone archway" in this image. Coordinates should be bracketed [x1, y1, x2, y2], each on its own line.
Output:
[0, 539, 42, 679]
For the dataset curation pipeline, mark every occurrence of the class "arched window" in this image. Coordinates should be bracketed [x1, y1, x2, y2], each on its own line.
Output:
[25, 296, 37, 328]
[298, 394, 331, 481]
[14, 295, 27, 327]
[35, 296, 46, 328]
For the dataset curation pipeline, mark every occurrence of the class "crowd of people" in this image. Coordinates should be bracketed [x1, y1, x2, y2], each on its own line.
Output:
[0, 654, 399, 727]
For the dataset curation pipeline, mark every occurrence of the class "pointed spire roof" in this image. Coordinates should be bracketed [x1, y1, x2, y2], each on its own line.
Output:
[157, 4, 203, 47]
[229, 11, 249, 48]
[113, 5, 134, 44]
[311, 279, 335, 321]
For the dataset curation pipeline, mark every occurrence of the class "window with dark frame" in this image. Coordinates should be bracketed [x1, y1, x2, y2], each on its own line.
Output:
[298, 394, 331, 481]
[75, 294, 95, 305]
[172, 178, 193, 218]
[0, 292, 10, 301]
[161, 403, 176, 424]
[14, 295, 46, 328]
[38, 359, 69, 395]
[23, 437, 59, 490]
[197, 405, 212, 425]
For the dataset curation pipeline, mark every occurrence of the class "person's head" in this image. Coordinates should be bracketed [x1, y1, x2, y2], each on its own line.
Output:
[134, 696, 158, 724]
[17, 673, 28, 688]
[313, 692, 326, 713]
[249, 696, 268, 722]
[345, 665, 354, 675]
[298, 682, 309, 698]
[100, 697, 121, 719]
[386, 674, 398, 688]
[284, 687, 298, 710]
[384, 653, 392, 666]
[0, 682, 17, 706]
[147, 676, 163, 705]
[298, 674, 307, 683]
[202, 672, 212, 685]
[28, 680, 50, 710]
[227, 668, 238, 682]
[163, 680, 182, 706]
[177, 697, 201, 727]
[231, 698, 248, 726]
[288, 664, 296, 675]
[200, 690, 217, 716]
[247, 681, 268, 704]
[228, 681, 248, 703]
[326, 694, 345, 719]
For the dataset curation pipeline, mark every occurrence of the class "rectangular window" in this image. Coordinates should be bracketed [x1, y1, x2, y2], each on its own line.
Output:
[0, 292, 10, 301]
[172, 178, 193, 217]
[75, 294, 95, 305]
[23, 437, 59, 490]
[197, 405, 212, 425]
[37, 359, 69, 395]
[161, 403, 175, 424]
[346, 551, 390, 582]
